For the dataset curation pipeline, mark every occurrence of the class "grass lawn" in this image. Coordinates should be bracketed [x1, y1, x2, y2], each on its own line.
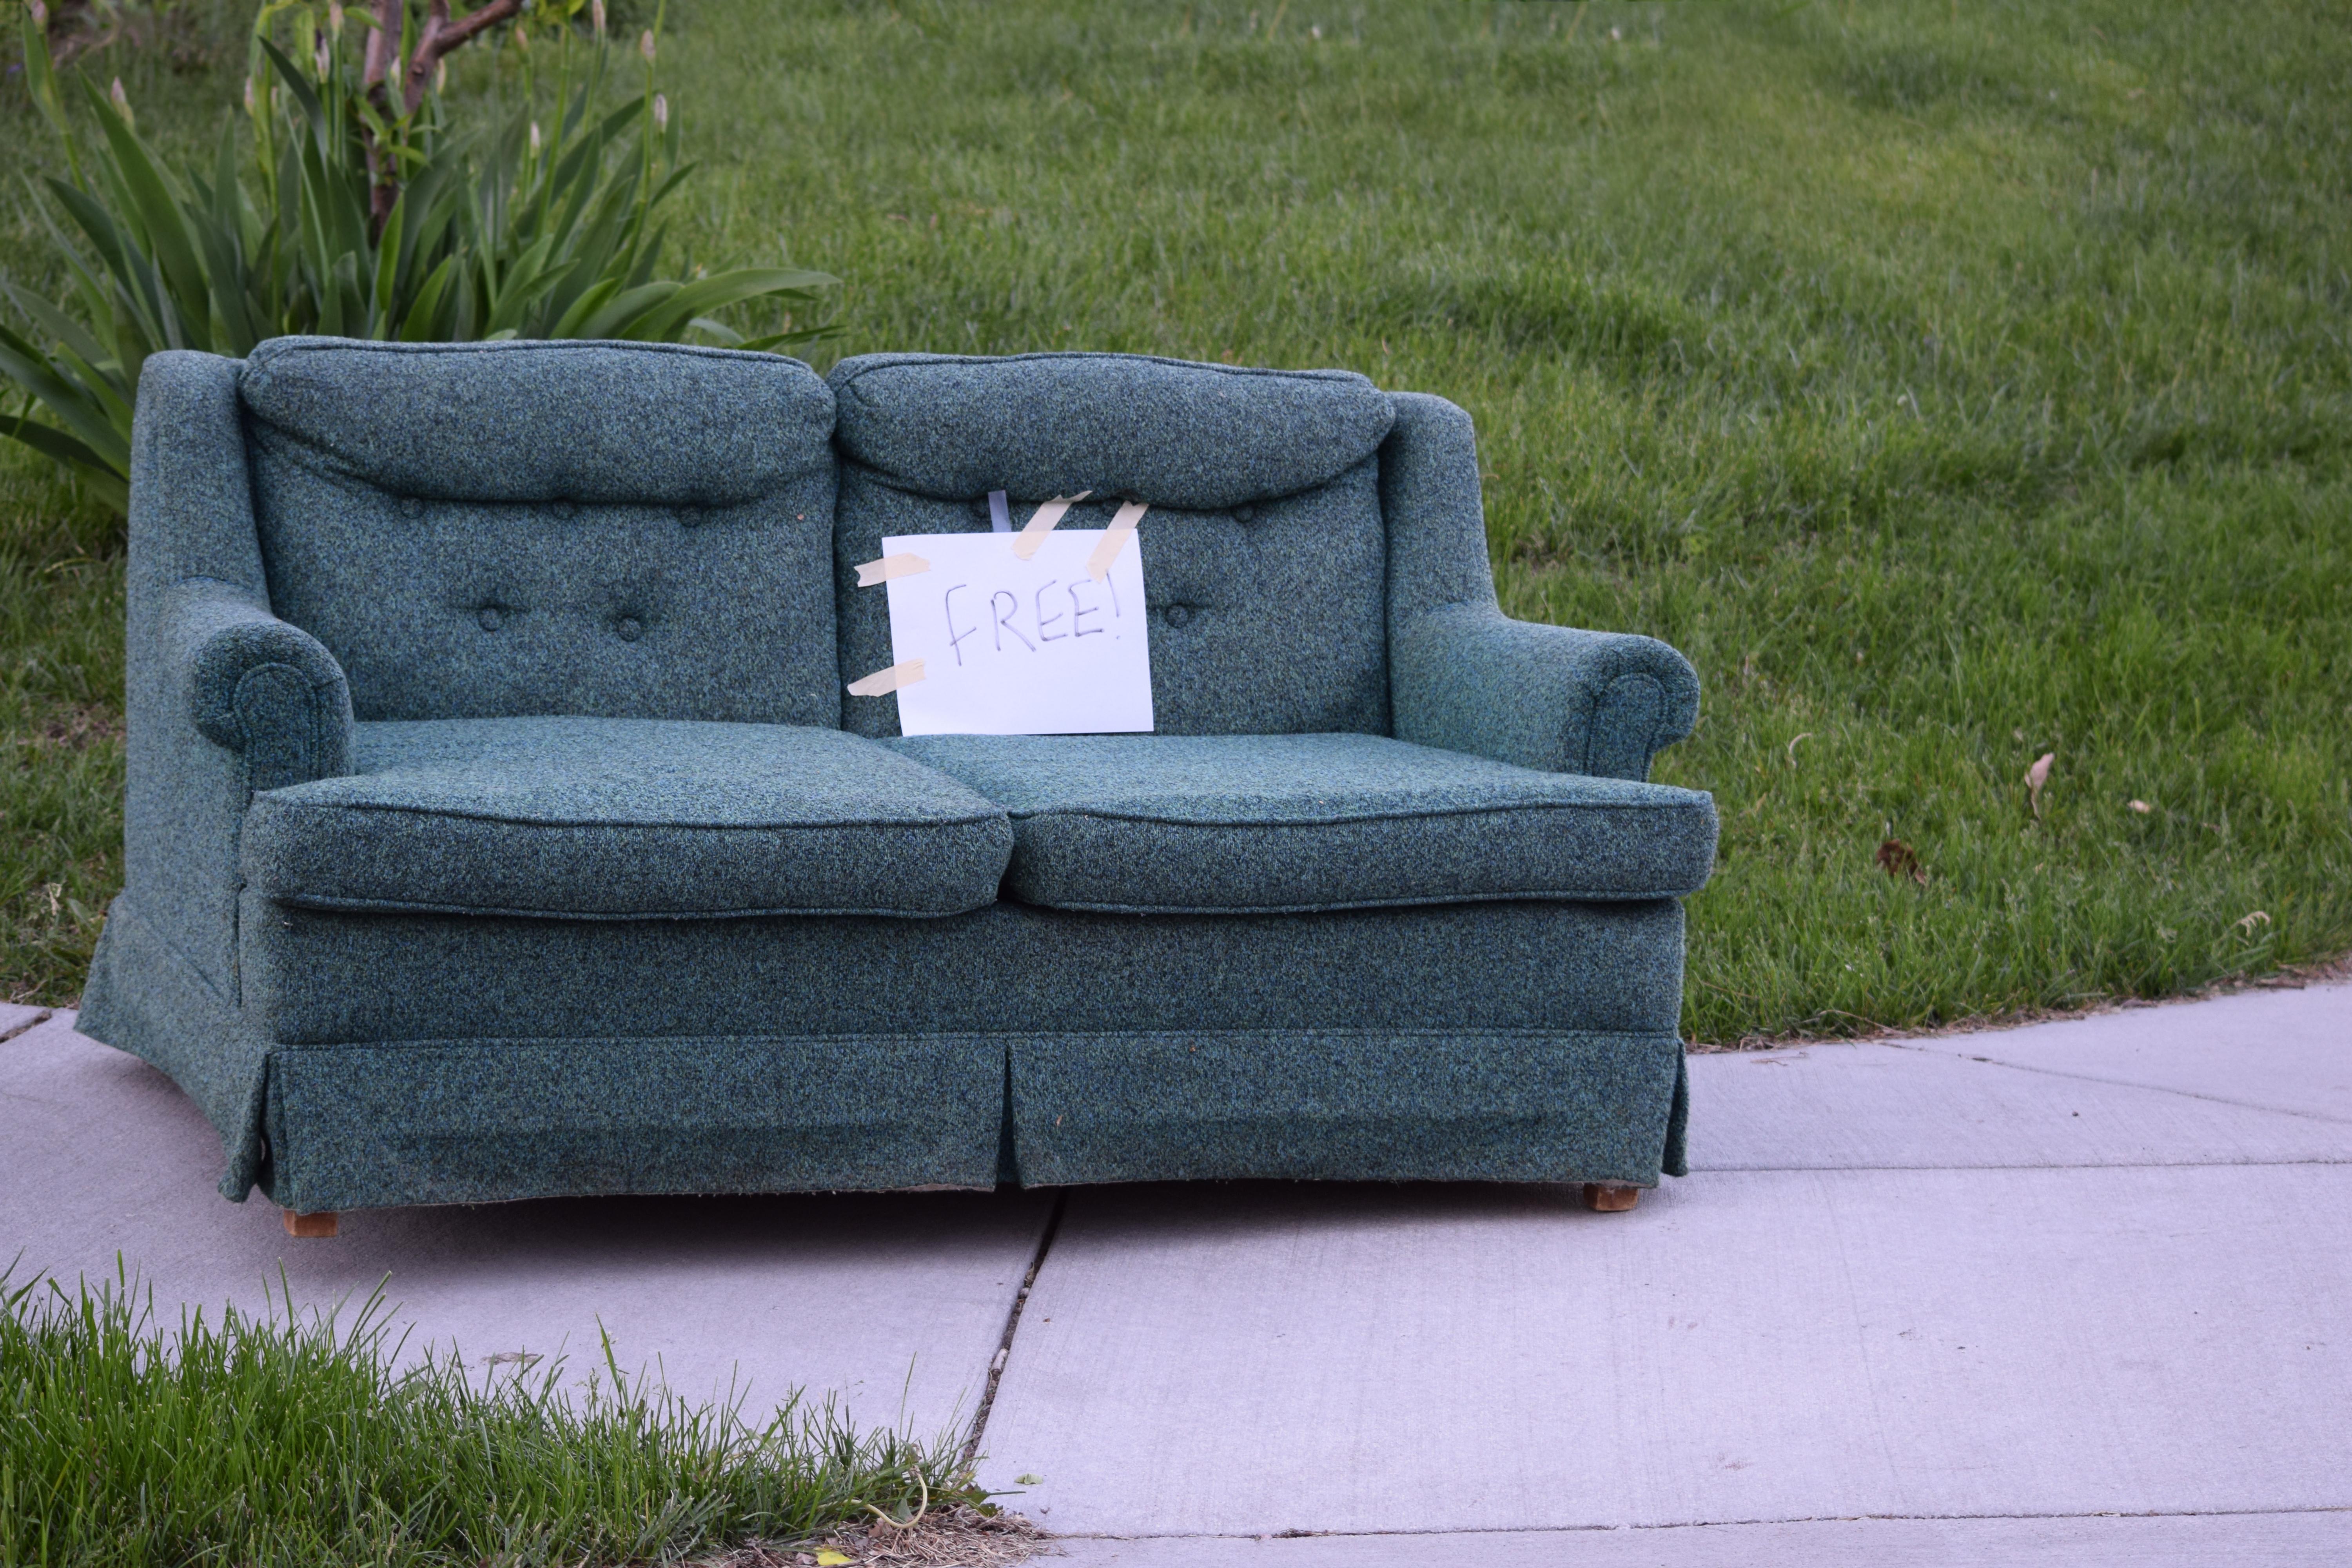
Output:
[3, 0, 2347, 1038]
[0, 1269, 980, 1564]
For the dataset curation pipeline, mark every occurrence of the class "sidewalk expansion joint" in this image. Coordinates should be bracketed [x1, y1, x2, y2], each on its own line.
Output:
[961, 1188, 1067, 1468]
[1047, 1502, 2352, 1543]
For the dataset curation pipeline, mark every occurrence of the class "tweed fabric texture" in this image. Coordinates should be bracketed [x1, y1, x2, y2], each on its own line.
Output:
[240, 337, 833, 504]
[1395, 604, 1704, 781]
[827, 352, 1394, 510]
[82, 352, 355, 1009]
[891, 732, 1718, 913]
[242, 717, 1014, 918]
[1011, 1029, 1685, 1187]
[241, 338, 841, 726]
[241, 895, 1687, 1045]
[1380, 393, 1700, 781]
[77, 898, 276, 1200]
[834, 463, 1390, 739]
[263, 1035, 1005, 1211]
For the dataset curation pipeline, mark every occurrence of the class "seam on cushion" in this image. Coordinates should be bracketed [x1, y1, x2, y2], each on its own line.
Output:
[830, 352, 1367, 393]
[249, 800, 1009, 831]
[248, 338, 793, 372]
[1001, 798, 1715, 829]
[270, 895, 994, 920]
[1003, 887, 1703, 915]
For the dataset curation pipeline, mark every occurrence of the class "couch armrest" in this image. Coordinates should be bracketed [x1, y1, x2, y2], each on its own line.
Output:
[1392, 602, 1700, 781]
[101, 350, 354, 1016]
[169, 579, 353, 791]
[1379, 390, 1700, 781]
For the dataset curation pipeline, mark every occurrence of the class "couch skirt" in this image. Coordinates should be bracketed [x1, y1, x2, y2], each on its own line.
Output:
[79, 895, 1691, 1210]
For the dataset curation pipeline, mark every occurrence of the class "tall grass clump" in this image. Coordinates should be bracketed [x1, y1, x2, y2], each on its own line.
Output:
[0, 0, 834, 510]
[0, 1268, 976, 1566]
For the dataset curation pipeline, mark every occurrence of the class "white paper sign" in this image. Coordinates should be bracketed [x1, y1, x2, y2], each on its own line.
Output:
[881, 529, 1154, 735]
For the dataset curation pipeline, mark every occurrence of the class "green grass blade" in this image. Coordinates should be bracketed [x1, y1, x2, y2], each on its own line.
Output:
[397, 254, 460, 341]
[1, 281, 120, 387]
[613, 267, 835, 341]
[574, 278, 682, 339]
[371, 194, 406, 339]
[0, 416, 128, 508]
[258, 35, 332, 150]
[0, 320, 133, 471]
[77, 79, 214, 348]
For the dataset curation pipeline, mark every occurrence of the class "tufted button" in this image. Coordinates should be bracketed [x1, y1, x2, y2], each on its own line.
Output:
[1234, 504, 1256, 522]
[400, 497, 425, 519]
[1164, 604, 1192, 628]
[615, 616, 642, 642]
[551, 501, 580, 521]
[477, 607, 503, 632]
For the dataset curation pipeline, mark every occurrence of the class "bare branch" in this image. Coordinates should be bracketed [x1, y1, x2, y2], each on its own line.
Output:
[361, 0, 404, 233]
[360, 0, 400, 91]
[401, 0, 522, 115]
[358, 0, 529, 238]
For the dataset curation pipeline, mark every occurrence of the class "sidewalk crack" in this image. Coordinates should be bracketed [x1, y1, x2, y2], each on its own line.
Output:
[1878, 1040, 2352, 1128]
[0, 1010, 55, 1045]
[961, 1189, 1067, 1468]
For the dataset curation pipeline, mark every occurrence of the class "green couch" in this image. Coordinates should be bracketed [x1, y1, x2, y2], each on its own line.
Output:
[79, 338, 1718, 1219]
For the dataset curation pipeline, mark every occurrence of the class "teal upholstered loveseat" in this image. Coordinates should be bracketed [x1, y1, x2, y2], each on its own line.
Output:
[80, 338, 1718, 1222]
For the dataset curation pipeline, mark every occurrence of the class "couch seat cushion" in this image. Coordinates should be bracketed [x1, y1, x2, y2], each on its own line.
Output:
[887, 733, 1718, 914]
[244, 717, 1014, 918]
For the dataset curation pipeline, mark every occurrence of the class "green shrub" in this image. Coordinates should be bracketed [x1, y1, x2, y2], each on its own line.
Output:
[0, 1266, 976, 1566]
[0, 0, 835, 512]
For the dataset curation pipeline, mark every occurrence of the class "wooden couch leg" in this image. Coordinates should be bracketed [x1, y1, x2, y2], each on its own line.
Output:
[283, 1209, 339, 1238]
[1583, 1183, 1639, 1213]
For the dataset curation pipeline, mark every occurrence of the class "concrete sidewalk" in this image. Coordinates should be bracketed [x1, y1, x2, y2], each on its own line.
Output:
[986, 983, 2352, 1563]
[4, 984, 2349, 1563]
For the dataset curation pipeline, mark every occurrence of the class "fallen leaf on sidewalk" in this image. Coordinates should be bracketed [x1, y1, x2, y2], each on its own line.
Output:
[2025, 751, 2054, 818]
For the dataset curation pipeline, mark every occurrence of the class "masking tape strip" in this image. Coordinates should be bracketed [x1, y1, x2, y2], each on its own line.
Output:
[1086, 499, 1149, 582]
[855, 552, 931, 587]
[1011, 490, 1092, 561]
[988, 490, 1013, 534]
[846, 658, 926, 698]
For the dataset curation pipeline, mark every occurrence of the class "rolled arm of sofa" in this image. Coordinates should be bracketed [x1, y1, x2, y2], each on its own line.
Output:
[1392, 602, 1700, 782]
[165, 579, 353, 792]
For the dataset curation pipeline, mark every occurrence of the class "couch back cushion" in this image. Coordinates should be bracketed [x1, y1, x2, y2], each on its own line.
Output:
[239, 338, 841, 725]
[828, 352, 1396, 737]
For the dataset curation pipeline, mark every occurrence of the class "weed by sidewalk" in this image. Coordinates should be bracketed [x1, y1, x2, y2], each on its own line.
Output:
[0, 1268, 1009, 1567]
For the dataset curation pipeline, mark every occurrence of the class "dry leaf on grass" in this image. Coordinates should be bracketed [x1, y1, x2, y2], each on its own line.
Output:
[2025, 751, 2054, 818]
[2129, 799, 2153, 813]
[1876, 838, 1928, 886]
